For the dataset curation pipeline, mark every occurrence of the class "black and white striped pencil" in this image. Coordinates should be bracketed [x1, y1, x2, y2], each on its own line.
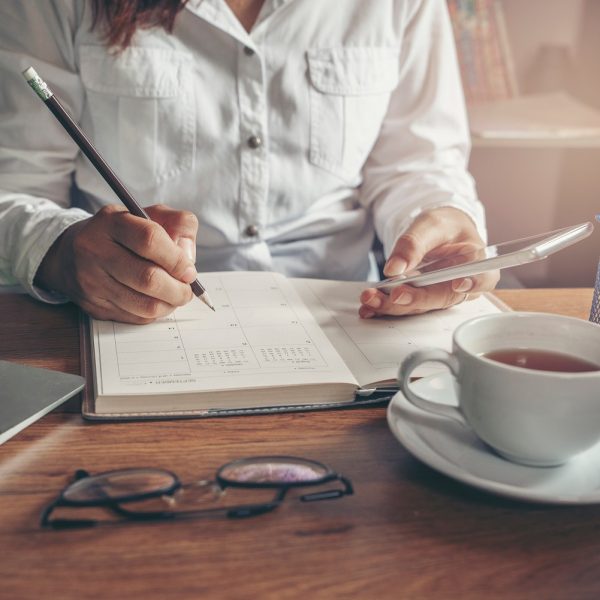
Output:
[22, 66, 215, 312]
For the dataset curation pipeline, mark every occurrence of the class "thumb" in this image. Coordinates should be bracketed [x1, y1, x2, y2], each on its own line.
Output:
[145, 204, 198, 262]
[384, 216, 455, 278]
[176, 237, 196, 263]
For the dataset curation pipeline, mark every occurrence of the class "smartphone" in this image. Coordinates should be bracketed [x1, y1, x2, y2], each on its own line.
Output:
[376, 222, 594, 293]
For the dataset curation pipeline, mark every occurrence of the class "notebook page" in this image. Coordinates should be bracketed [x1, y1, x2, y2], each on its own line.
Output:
[293, 278, 503, 385]
[92, 272, 357, 399]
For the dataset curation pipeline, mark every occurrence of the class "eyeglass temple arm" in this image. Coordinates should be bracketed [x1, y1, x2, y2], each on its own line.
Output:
[40, 501, 98, 529]
[300, 476, 354, 502]
[40, 469, 98, 528]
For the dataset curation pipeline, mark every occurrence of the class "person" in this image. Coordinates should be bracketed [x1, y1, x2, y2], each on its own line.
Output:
[0, 0, 497, 324]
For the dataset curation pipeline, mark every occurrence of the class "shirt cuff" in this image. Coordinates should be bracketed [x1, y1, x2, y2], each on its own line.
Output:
[15, 208, 92, 304]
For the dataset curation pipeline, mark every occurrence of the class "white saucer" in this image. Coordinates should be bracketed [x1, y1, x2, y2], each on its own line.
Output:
[387, 372, 600, 504]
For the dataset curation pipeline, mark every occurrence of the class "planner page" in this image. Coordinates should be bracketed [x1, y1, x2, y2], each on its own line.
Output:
[91, 272, 357, 403]
[293, 278, 503, 385]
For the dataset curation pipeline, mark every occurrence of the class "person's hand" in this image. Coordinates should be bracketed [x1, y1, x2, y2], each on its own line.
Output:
[35, 204, 199, 324]
[359, 207, 499, 318]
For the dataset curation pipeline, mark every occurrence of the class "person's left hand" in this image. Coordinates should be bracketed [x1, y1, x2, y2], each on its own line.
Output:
[359, 207, 500, 318]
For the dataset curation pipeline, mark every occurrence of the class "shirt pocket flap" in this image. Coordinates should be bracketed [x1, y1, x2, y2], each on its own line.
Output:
[307, 47, 399, 96]
[79, 46, 189, 98]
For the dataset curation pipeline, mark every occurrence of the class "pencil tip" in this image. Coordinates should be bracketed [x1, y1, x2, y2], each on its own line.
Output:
[199, 292, 216, 312]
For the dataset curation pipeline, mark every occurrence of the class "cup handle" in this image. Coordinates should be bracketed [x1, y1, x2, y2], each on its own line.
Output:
[398, 349, 466, 426]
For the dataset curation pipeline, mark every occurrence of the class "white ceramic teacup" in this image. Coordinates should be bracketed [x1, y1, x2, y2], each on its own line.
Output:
[398, 312, 600, 467]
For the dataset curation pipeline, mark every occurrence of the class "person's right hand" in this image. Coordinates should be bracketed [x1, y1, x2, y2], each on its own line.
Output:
[35, 204, 199, 324]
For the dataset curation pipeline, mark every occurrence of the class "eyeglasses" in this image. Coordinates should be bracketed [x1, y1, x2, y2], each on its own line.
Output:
[41, 455, 353, 528]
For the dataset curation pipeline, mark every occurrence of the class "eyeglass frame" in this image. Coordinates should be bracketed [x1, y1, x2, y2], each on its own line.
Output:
[41, 455, 354, 529]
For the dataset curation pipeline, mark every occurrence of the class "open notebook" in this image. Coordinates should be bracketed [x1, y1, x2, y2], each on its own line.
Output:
[82, 272, 504, 419]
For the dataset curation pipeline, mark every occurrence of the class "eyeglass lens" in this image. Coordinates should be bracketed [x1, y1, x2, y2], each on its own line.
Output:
[218, 457, 329, 485]
[61, 458, 332, 504]
[62, 468, 177, 503]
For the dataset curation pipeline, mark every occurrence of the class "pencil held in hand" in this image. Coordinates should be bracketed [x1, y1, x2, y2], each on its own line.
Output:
[22, 66, 215, 312]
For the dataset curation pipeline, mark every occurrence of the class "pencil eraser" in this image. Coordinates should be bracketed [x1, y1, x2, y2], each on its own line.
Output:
[22, 66, 38, 82]
[22, 66, 52, 100]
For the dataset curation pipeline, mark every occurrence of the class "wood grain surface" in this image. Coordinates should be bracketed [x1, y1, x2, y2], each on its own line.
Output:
[0, 289, 598, 600]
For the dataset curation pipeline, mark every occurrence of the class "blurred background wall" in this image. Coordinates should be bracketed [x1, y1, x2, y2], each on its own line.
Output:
[463, 0, 600, 287]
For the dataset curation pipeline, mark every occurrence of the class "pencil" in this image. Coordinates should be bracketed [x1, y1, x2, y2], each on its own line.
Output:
[22, 66, 215, 312]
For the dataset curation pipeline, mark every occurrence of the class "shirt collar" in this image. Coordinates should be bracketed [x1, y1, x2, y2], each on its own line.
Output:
[185, 0, 295, 33]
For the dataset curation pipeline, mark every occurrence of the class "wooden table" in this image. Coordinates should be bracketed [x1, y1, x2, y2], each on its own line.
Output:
[0, 289, 597, 600]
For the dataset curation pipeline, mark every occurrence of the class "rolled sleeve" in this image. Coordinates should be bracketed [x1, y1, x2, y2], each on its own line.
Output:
[359, 0, 486, 258]
[0, 1, 90, 302]
[0, 195, 90, 302]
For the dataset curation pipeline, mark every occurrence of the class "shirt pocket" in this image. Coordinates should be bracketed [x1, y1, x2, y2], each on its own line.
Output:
[307, 47, 399, 181]
[79, 45, 195, 191]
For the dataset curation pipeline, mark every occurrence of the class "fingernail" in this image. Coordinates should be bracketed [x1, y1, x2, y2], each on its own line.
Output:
[182, 265, 198, 283]
[361, 310, 376, 319]
[383, 257, 407, 277]
[177, 238, 196, 262]
[393, 291, 413, 305]
[367, 296, 382, 309]
[453, 278, 473, 293]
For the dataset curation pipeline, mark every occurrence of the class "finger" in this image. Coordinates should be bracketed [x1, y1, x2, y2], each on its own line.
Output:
[360, 287, 386, 310]
[107, 245, 194, 307]
[104, 276, 179, 321]
[145, 204, 199, 240]
[383, 212, 463, 277]
[360, 265, 499, 318]
[359, 287, 392, 319]
[383, 208, 483, 278]
[107, 210, 197, 284]
[451, 268, 500, 295]
[74, 265, 179, 321]
[146, 205, 198, 262]
[361, 283, 468, 317]
[359, 305, 377, 319]
[389, 283, 466, 315]
[80, 296, 158, 325]
[71, 222, 194, 308]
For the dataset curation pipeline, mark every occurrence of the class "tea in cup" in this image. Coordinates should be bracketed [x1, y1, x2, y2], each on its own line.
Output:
[398, 312, 600, 467]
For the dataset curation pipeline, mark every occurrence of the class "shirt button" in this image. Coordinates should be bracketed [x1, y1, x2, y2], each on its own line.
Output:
[244, 224, 259, 237]
[243, 46, 255, 56]
[247, 135, 262, 149]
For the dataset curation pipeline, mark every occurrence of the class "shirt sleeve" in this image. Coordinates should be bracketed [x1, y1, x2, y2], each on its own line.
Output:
[0, 1, 92, 302]
[359, 0, 486, 258]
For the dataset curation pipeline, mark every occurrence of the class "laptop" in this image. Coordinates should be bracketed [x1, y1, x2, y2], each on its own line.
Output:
[0, 360, 85, 445]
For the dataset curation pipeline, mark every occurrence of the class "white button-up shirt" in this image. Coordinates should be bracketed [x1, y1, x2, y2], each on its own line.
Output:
[0, 0, 484, 302]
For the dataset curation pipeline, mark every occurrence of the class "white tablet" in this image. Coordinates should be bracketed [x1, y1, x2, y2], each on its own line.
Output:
[376, 222, 594, 293]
